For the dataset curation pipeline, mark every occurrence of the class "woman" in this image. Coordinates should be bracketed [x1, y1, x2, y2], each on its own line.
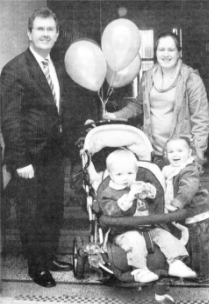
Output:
[104, 32, 209, 170]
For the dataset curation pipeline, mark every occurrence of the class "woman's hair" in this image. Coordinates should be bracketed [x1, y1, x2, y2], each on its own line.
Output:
[106, 149, 138, 172]
[155, 32, 181, 52]
[28, 7, 59, 32]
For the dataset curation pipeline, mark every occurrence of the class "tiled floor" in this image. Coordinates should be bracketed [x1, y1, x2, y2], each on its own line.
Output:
[1, 252, 100, 284]
[1, 252, 209, 304]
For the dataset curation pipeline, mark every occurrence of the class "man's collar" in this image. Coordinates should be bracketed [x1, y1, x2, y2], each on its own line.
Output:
[29, 46, 51, 64]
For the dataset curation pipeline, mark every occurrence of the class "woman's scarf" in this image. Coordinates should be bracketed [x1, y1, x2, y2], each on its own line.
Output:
[153, 59, 182, 92]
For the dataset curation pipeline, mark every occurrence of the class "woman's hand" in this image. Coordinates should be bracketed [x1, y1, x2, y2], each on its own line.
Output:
[102, 112, 117, 120]
[84, 119, 95, 126]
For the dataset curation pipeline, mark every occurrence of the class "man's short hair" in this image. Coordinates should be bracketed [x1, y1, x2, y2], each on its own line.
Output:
[28, 7, 59, 32]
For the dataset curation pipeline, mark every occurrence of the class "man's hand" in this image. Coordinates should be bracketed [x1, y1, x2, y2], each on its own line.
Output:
[17, 164, 34, 179]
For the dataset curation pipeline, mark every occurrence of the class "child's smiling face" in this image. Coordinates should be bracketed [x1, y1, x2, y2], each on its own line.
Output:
[166, 139, 192, 167]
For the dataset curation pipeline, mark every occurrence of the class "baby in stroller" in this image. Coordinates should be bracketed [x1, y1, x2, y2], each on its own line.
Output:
[99, 148, 196, 283]
[74, 121, 197, 297]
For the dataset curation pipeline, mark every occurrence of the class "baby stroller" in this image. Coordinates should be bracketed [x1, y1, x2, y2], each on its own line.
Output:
[72, 120, 191, 300]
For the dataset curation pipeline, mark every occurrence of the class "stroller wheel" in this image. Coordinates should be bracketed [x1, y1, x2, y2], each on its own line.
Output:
[73, 236, 86, 279]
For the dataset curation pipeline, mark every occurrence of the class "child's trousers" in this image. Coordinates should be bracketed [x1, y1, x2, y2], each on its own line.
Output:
[115, 227, 188, 269]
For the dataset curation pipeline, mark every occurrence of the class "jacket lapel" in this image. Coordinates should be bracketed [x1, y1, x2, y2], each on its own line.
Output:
[25, 48, 57, 107]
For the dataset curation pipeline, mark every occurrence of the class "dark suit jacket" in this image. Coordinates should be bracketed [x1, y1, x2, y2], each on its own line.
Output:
[1, 48, 66, 171]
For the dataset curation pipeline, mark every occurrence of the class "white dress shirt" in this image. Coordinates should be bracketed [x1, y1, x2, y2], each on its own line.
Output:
[29, 46, 60, 112]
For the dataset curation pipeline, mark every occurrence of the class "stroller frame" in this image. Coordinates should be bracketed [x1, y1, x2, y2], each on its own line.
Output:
[72, 120, 207, 303]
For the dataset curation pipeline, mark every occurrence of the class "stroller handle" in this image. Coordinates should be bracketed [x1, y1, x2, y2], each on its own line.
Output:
[99, 209, 188, 227]
[85, 119, 128, 129]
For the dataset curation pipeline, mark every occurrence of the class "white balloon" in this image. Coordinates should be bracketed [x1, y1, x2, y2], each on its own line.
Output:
[106, 54, 141, 88]
[102, 19, 141, 72]
[65, 40, 107, 91]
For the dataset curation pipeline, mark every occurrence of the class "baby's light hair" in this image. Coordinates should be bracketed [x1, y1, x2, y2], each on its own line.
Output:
[106, 149, 138, 173]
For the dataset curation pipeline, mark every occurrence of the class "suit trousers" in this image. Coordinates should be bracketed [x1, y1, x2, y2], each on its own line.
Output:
[13, 156, 64, 273]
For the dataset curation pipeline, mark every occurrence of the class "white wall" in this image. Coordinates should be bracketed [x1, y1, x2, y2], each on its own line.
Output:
[0, 0, 47, 71]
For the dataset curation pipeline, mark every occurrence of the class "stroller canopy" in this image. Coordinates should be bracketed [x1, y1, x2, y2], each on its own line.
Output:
[83, 124, 153, 161]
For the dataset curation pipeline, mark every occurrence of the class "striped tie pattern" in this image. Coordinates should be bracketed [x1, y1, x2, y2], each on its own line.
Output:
[42, 59, 57, 104]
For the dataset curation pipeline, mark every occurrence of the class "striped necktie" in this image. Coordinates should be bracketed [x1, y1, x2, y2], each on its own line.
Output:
[42, 59, 57, 104]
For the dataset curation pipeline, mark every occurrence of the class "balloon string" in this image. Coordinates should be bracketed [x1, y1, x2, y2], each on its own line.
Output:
[98, 86, 114, 116]
[98, 90, 106, 115]
[107, 71, 115, 97]
[98, 89, 103, 103]
[105, 87, 114, 104]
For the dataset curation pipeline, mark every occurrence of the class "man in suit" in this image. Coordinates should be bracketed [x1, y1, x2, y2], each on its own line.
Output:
[0, 7, 72, 288]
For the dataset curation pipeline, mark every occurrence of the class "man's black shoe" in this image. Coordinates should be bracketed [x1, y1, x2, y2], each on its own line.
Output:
[29, 270, 56, 288]
[49, 258, 73, 272]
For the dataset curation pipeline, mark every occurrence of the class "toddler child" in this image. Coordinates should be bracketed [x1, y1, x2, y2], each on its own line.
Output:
[100, 149, 196, 283]
[163, 136, 209, 283]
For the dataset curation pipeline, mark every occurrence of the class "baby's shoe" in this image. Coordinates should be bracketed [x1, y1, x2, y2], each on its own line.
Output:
[154, 294, 175, 304]
[131, 268, 159, 283]
[168, 260, 196, 278]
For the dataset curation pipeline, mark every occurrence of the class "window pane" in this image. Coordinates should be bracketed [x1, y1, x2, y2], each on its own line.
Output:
[139, 60, 154, 81]
[141, 60, 154, 72]
[133, 61, 154, 97]
[172, 27, 182, 47]
[172, 28, 182, 57]
[139, 29, 154, 58]
[133, 29, 154, 96]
